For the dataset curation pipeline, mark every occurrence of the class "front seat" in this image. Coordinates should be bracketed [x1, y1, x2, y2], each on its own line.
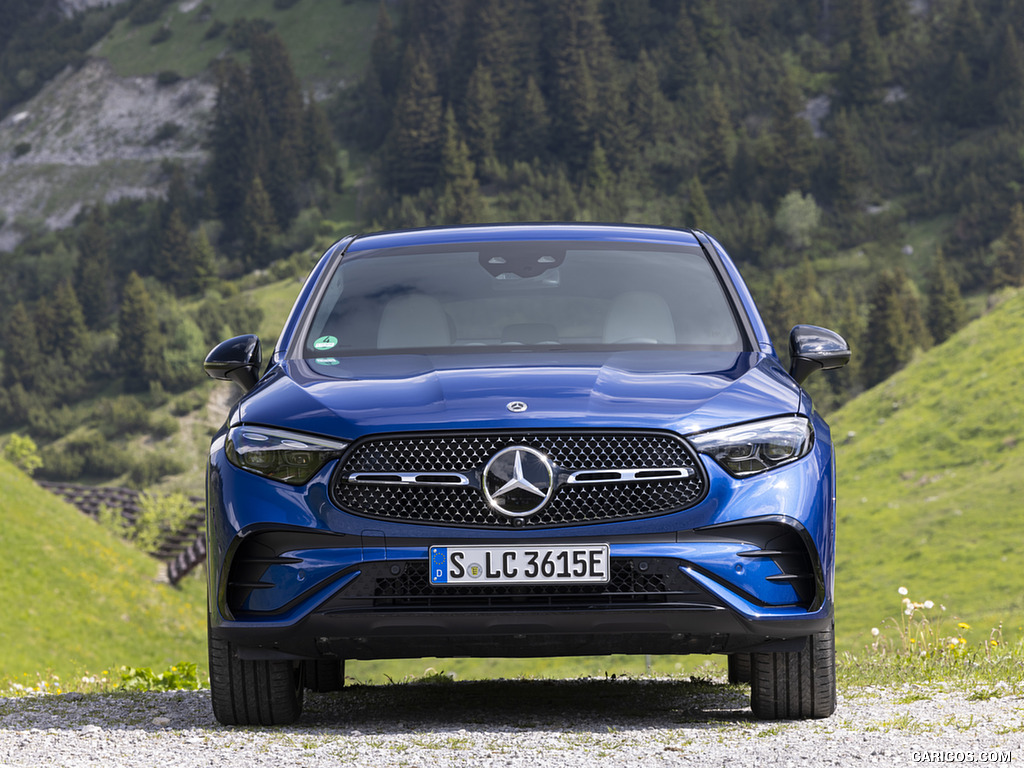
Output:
[603, 290, 677, 344]
[377, 294, 453, 349]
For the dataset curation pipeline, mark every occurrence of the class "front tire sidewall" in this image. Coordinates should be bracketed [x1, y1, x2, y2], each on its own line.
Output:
[749, 625, 836, 720]
[208, 622, 304, 726]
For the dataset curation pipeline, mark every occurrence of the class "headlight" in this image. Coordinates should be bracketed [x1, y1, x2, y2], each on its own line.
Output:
[225, 426, 349, 485]
[688, 416, 813, 477]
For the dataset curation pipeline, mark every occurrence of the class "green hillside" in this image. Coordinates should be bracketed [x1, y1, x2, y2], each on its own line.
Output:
[0, 456, 207, 681]
[93, 0, 380, 85]
[832, 288, 1024, 651]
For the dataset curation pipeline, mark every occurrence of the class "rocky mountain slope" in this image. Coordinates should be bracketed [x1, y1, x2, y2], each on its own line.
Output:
[57, 0, 131, 16]
[0, 57, 215, 251]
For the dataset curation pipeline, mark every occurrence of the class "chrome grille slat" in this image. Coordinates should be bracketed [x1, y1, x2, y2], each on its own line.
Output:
[347, 472, 472, 486]
[331, 431, 706, 528]
[566, 467, 694, 484]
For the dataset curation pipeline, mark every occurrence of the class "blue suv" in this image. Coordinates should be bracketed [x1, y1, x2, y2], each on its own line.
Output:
[203, 223, 850, 724]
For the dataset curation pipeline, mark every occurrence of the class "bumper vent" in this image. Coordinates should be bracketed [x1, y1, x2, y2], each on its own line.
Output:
[323, 559, 710, 611]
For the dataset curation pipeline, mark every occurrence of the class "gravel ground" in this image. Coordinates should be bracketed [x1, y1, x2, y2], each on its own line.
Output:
[1, 679, 1021, 767]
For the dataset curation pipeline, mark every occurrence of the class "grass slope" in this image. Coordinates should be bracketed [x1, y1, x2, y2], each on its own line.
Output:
[0, 457, 207, 680]
[832, 289, 1024, 652]
[93, 0, 381, 86]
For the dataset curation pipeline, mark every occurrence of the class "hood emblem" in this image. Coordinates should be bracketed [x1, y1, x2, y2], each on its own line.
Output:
[483, 446, 554, 518]
[507, 401, 528, 413]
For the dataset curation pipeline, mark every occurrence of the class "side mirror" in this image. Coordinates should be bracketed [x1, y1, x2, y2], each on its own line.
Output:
[204, 334, 262, 393]
[788, 325, 851, 385]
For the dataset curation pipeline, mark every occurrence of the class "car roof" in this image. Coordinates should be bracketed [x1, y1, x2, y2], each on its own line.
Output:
[345, 223, 703, 252]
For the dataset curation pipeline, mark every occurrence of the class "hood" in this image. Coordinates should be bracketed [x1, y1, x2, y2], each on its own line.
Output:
[234, 350, 802, 440]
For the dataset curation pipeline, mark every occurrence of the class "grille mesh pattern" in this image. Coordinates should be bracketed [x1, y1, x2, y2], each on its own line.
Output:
[331, 432, 705, 528]
[360, 560, 699, 609]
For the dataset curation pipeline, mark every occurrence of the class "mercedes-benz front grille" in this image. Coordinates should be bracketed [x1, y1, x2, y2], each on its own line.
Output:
[330, 431, 707, 528]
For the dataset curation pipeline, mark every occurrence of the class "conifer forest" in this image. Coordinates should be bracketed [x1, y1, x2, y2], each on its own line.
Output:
[2, 0, 1024, 487]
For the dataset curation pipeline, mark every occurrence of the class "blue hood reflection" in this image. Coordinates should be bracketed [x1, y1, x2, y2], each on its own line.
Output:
[235, 350, 802, 439]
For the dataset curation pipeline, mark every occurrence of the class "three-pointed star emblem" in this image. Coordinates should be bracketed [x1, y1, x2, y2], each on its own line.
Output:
[482, 446, 555, 517]
[491, 449, 547, 499]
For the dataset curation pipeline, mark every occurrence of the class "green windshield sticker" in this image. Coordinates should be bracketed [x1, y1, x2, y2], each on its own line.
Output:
[314, 357, 340, 366]
[313, 335, 338, 351]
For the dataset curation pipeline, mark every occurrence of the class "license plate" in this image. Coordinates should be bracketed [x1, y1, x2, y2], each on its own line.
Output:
[429, 544, 610, 585]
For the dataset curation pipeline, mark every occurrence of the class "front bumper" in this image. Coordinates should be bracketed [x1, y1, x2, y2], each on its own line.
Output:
[207, 429, 836, 661]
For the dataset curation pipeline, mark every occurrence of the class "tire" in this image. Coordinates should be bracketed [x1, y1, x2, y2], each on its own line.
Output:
[726, 653, 752, 684]
[749, 625, 836, 720]
[208, 625, 304, 726]
[304, 659, 345, 692]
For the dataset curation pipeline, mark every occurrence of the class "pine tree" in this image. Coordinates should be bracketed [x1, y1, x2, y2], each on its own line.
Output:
[34, 280, 90, 399]
[689, 0, 726, 56]
[664, 6, 706, 100]
[157, 208, 192, 292]
[947, 51, 978, 126]
[831, 285, 865, 399]
[356, 65, 391, 151]
[383, 43, 444, 194]
[164, 163, 192, 225]
[41, 280, 90, 366]
[792, 258, 827, 322]
[685, 176, 713, 231]
[181, 226, 217, 297]
[510, 75, 550, 161]
[117, 272, 163, 389]
[948, 0, 986, 79]
[841, 0, 889, 105]
[250, 31, 305, 230]
[2, 302, 42, 390]
[584, 139, 613, 191]
[370, 0, 400, 99]
[862, 268, 929, 388]
[759, 272, 798, 349]
[208, 59, 269, 239]
[992, 26, 1024, 126]
[893, 267, 932, 351]
[770, 67, 818, 194]
[438, 105, 484, 225]
[876, 0, 909, 38]
[239, 175, 279, 269]
[265, 142, 301, 231]
[355, 1, 400, 150]
[601, 0, 654, 59]
[701, 83, 735, 191]
[466, 0, 518, 141]
[550, 44, 596, 176]
[926, 248, 967, 344]
[250, 32, 304, 148]
[302, 94, 336, 184]
[463, 65, 499, 164]
[400, 0, 466, 101]
[991, 202, 1024, 289]
[630, 49, 669, 146]
[825, 108, 865, 210]
[862, 270, 913, 388]
[75, 205, 113, 329]
[558, 0, 617, 88]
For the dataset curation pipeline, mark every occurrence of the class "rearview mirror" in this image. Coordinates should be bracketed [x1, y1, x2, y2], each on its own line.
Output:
[204, 334, 262, 393]
[788, 325, 851, 385]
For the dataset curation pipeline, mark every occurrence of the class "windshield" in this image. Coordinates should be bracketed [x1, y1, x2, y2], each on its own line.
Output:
[298, 241, 747, 357]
